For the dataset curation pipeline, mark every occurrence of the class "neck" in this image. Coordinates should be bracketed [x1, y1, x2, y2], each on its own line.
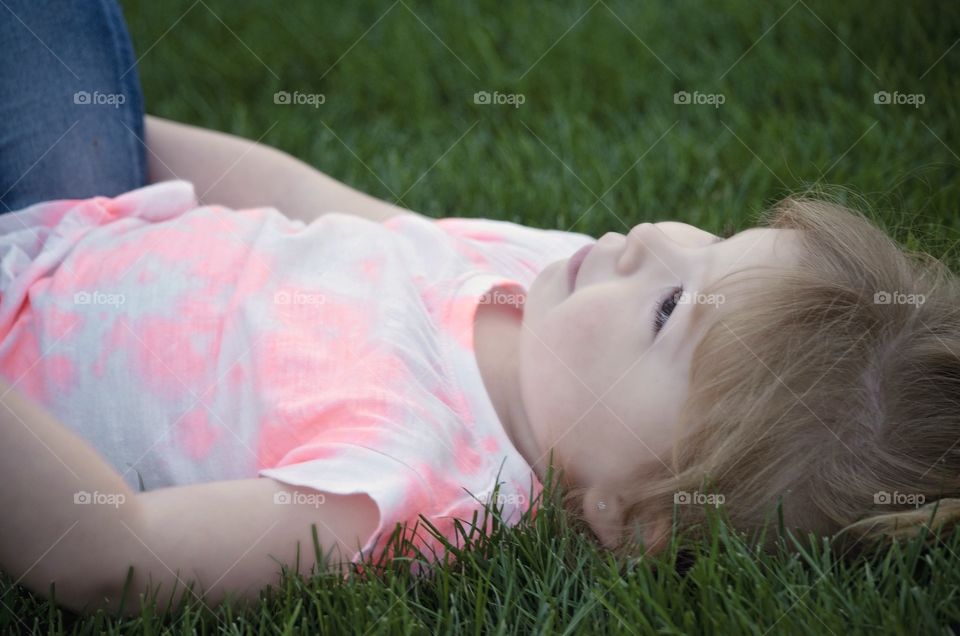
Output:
[473, 298, 547, 484]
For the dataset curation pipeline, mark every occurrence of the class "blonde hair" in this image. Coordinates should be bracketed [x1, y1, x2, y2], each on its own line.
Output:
[569, 197, 960, 556]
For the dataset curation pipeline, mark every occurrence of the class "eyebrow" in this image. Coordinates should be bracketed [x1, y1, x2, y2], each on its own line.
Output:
[685, 242, 728, 330]
[668, 234, 729, 346]
[683, 292, 718, 342]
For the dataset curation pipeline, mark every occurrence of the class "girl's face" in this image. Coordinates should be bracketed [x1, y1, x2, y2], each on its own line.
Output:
[519, 222, 799, 492]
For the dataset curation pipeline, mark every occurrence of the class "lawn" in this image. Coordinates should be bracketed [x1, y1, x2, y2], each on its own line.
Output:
[2, 0, 960, 632]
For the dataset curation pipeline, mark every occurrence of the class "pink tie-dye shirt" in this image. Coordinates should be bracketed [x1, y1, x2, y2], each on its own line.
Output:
[0, 180, 594, 564]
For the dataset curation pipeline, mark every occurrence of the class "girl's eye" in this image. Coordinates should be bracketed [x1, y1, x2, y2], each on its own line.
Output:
[653, 286, 683, 335]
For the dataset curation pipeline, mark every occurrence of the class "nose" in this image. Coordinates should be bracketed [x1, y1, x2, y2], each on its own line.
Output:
[598, 231, 625, 246]
[617, 223, 679, 275]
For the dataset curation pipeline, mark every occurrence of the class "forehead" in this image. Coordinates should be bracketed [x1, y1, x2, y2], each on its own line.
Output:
[719, 227, 800, 266]
[682, 227, 801, 336]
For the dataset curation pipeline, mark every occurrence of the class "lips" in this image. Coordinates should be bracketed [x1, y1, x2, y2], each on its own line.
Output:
[567, 243, 593, 292]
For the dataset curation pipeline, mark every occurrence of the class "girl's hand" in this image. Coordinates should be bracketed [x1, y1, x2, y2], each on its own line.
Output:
[0, 381, 379, 615]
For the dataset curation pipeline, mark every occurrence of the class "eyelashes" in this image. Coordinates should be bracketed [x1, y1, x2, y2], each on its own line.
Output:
[649, 225, 726, 337]
[653, 286, 683, 335]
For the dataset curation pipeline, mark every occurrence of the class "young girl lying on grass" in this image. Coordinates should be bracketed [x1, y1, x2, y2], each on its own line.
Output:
[1, 115, 959, 617]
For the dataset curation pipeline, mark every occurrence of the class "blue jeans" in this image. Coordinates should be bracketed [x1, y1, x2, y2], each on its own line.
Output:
[0, 0, 146, 213]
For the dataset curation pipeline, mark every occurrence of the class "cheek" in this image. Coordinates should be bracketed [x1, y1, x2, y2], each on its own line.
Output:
[519, 292, 636, 444]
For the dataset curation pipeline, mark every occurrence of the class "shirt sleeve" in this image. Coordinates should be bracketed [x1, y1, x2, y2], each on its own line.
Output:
[258, 433, 503, 568]
[259, 443, 423, 563]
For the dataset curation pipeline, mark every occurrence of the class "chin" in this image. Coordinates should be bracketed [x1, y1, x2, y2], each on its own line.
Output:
[525, 260, 564, 321]
[529, 259, 559, 290]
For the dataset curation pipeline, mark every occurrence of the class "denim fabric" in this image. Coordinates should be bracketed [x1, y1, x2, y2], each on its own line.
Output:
[0, 0, 146, 213]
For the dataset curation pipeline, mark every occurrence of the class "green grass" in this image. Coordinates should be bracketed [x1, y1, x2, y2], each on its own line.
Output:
[6, 475, 960, 634]
[3, 0, 960, 632]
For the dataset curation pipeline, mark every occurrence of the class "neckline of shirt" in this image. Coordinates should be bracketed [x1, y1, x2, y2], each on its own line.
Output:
[440, 272, 541, 491]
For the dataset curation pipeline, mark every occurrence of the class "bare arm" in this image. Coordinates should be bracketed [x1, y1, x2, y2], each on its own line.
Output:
[144, 115, 424, 225]
[0, 382, 380, 615]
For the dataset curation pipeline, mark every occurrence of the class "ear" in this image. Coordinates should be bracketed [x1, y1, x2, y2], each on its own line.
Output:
[634, 514, 672, 556]
[582, 486, 671, 554]
[581, 487, 626, 549]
